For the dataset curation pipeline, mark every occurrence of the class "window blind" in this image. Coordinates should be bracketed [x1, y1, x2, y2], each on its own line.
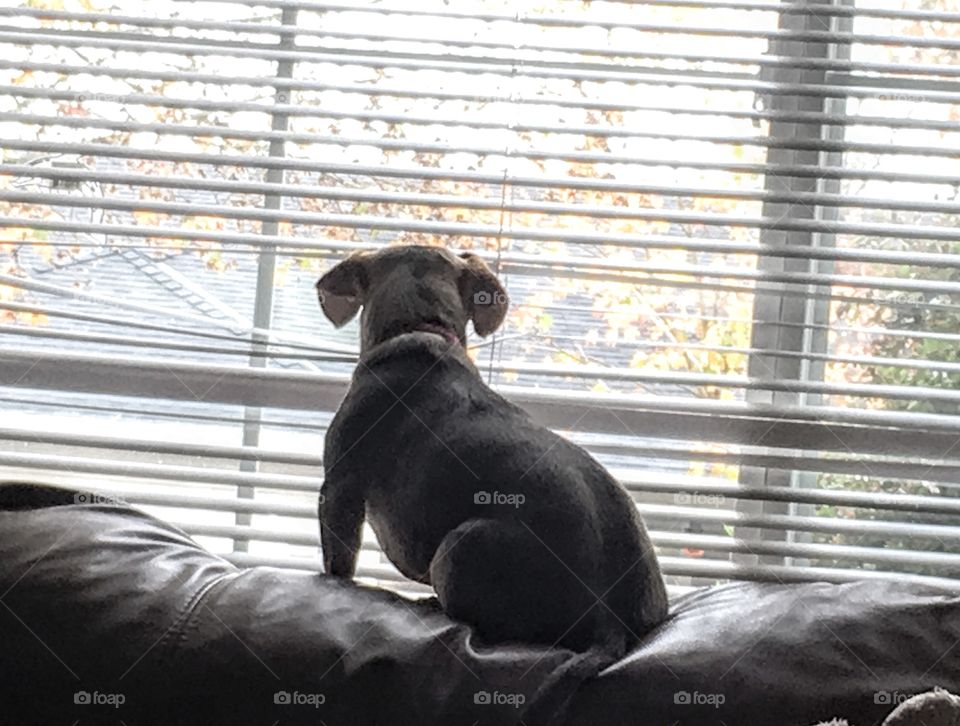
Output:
[2, 0, 960, 597]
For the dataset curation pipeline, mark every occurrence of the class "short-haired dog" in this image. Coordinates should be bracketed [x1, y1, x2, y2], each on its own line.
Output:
[316, 245, 668, 655]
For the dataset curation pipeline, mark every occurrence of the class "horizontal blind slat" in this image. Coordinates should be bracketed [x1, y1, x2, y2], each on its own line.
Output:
[169, 522, 960, 575]
[9, 430, 960, 515]
[12, 163, 960, 221]
[8, 59, 960, 130]
[8, 137, 960, 187]
[6, 349, 960, 461]
[10, 344, 960, 430]
[7, 28, 960, 100]
[4, 479, 957, 546]
[9, 405, 960, 485]
[6, 247, 954, 316]
[9, 311, 960, 389]
[659, 559, 960, 592]
[0, 452, 319, 491]
[182, 522, 960, 572]
[8, 6, 960, 82]
[15, 188, 960, 255]
[13, 186, 960, 264]
[119, 0, 960, 25]
[8, 320, 960, 402]
[8, 7, 960, 51]
[12, 96, 960, 159]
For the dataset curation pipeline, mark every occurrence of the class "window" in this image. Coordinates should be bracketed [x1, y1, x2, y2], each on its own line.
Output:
[2, 0, 959, 596]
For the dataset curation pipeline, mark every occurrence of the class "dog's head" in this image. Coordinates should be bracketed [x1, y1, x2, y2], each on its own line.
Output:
[315, 246, 508, 352]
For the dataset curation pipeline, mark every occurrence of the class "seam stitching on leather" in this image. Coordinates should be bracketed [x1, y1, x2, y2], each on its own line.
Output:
[154, 569, 242, 666]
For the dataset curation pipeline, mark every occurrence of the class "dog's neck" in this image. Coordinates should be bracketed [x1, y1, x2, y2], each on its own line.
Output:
[413, 321, 462, 346]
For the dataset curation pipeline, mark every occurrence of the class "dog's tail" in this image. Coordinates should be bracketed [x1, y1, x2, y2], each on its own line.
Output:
[518, 646, 618, 726]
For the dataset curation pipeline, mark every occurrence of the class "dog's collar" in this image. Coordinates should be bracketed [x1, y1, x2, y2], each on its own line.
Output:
[414, 322, 461, 346]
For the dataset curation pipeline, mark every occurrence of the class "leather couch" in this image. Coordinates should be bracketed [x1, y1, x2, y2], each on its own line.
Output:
[1, 482, 958, 725]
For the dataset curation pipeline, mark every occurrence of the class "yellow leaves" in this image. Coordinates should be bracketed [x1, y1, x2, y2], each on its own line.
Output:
[447, 206, 497, 226]
[628, 349, 648, 370]
[631, 347, 690, 372]
[513, 290, 557, 333]
[11, 71, 34, 86]
[144, 235, 181, 250]
[294, 256, 319, 271]
[183, 215, 225, 232]
[484, 238, 510, 253]
[0, 276, 47, 325]
[19, 312, 49, 326]
[32, 241, 53, 264]
[567, 162, 600, 178]
[202, 250, 234, 273]
[712, 462, 740, 481]
[602, 110, 625, 127]
[708, 349, 741, 375]
[643, 219, 674, 236]
[503, 370, 520, 383]
[687, 459, 739, 481]
[1, 226, 37, 243]
[538, 241, 566, 256]
[323, 226, 355, 241]
[901, 21, 923, 38]
[273, 268, 287, 288]
[728, 224, 754, 243]
[133, 210, 160, 227]
[0, 282, 17, 303]
[579, 135, 610, 154]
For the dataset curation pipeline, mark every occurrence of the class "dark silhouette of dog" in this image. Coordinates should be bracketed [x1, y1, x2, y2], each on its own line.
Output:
[316, 245, 667, 655]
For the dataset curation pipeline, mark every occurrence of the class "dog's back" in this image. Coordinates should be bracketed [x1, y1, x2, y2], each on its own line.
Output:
[326, 331, 668, 652]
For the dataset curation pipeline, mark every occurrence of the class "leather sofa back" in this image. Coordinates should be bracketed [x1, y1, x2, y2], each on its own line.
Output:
[2, 483, 958, 725]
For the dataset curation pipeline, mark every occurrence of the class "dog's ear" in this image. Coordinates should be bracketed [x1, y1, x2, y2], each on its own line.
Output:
[316, 252, 370, 327]
[459, 252, 508, 336]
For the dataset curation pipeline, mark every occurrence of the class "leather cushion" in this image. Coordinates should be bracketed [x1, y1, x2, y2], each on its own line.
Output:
[1, 483, 958, 725]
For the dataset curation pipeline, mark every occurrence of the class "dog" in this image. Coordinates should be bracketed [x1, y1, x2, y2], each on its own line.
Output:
[316, 245, 668, 656]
